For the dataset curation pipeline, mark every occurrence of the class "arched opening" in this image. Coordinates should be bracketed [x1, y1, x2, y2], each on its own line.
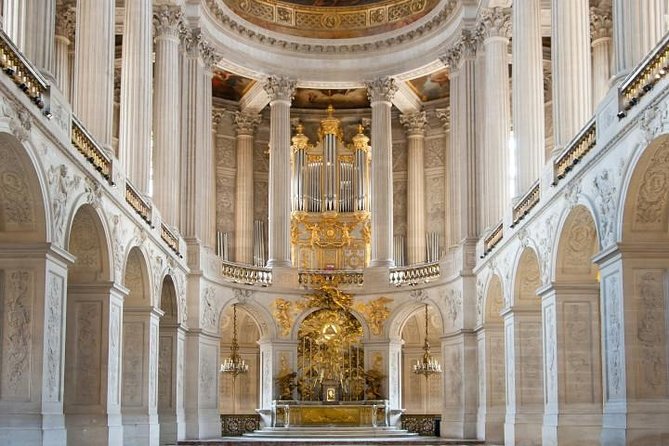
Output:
[600, 134, 669, 443]
[64, 204, 120, 445]
[219, 304, 260, 414]
[505, 247, 543, 445]
[121, 246, 159, 445]
[476, 274, 505, 443]
[401, 304, 443, 415]
[158, 275, 184, 444]
[0, 135, 56, 442]
[543, 205, 601, 444]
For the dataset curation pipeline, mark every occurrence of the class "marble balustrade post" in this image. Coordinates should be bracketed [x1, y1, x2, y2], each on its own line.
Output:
[590, 5, 613, 109]
[119, 0, 153, 194]
[264, 76, 296, 268]
[152, 6, 182, 227]
[400, 110, 427, 265]
[53, 6, 75, 100]
[366, 78, 398, 267]
[512, 0, 545, 198]
[73, 0, 115, 150]
[613, 0, 668, 79]
[552, 0, 592, 153]
[234, 112, 262, 265]
[480, 8, 511, 224]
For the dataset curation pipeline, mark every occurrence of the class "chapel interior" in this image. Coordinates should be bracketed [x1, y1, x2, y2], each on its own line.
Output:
[0, 0, 668, 445]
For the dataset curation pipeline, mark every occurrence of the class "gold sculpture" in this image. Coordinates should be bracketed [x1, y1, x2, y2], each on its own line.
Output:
[354, 296, 393, 336]
[273, 298, 295, 336]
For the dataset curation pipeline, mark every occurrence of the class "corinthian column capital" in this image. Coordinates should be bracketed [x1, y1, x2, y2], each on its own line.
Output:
[590, 6, 612, 41]
[234, 111, 262, 136]
[55, 5, 76, 41]
[180, 27, 220, 70]
[440, 29, 478, 69]
[479, 7, 511, 41]
[365, 77, 398, 103]
[153, 5, 183, 39]
[435, 107, 451, 132]
[264, 76, 297, 103]
[400, 111, 428, 136]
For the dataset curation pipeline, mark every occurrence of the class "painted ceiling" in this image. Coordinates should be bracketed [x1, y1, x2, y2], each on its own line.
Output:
[212, 70, 256, 101]
[293, 88, 370, 109]
[406, 67, 449, 102]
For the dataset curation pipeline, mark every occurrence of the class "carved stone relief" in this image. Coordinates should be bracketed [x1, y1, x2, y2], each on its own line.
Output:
[199, 351, 217, 406]
[149, 324, 158, 408]
[425, 138, 445, 167]
[592, 168, 617, 247]
[1, 270, 33, 400]
[444, 346, 462, 407]
[254, 181, 268, 222]
[158, 335, 173, 408]
[603, 274, 624, 400]
[564, 302, 595, 404]
[393, 179, 407, 237]
[201, 287, 218, 331]
[518, 321, 542, 405]
[532, 213, 557, 285]
[0, 96, 32, 142]
[0, 145, 35, 232]
[217, 175, 235, 235]
[635, 270, 667, 398]
[122, 321, 145, 407]
[217, 136, 236, 169]
[634, 141, 669, 231]
[544, 304, 556, 403]
[392, 142, 407, 172]
[110, 214, 127, 281]
[74, 301, 102, 405]
[559, 206, 597, 277]
[426, 175, 445, 238]
[48, 165, 81, 247]
[443, 288, 462, 328]
[45, 273, 64, 402]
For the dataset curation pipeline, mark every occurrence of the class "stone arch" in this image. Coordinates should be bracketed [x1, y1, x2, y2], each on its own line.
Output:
[554, 205, 599, 282]
[0, 132, 47, 242]
[512, 247, 542, 308]
[483, 274, 504, 325]
[66, 203, 112, 283]
[122, 246, 151, 306]
[290, 304, 373, 342]
[159, 274, 178, 323]
[386, 296, 444, 341]
[620, 134, 669, 242]
[217, 294, 276, 341]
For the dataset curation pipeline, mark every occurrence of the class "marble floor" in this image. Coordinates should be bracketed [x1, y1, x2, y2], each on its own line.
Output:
[177, 438, 488, 445]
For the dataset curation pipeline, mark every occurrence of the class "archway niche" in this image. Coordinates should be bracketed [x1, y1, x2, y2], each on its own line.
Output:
[504, 247, 543, 446]
[0, 134, 59, 443]
[541, 205, 601, 445]
[121, 246, 160, 445]
[65, 204, 123, 446]
[158, 275, 184, 444]
[476, 274, 505, 443]
[219, 304, 260, 414]
[597, 134, 669, 444]
[401, 303, 443, 415]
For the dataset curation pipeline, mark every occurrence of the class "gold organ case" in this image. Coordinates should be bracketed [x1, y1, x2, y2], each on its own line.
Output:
[291, 106, 372, 270]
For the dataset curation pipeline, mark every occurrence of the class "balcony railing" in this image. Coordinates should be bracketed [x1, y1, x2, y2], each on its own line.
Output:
[125, 180, 152, 225]
[482, 221, 503, 258]
[511, 180, 540, 227]
[620, 31, 669, 114]
[298, 269, 364, 287]
[0, 29, 48, 110]
[553, 117, 597, 184]
[161, 223, 181, 257]
[221, 260, 272, 286]
[72, 116, 113, 184]
[389, 262, 440, 286]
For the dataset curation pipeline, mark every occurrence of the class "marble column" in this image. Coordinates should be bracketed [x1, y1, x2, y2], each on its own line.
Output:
[3, 0, 26, 50]
[180, 29, 218, 247]
[53, 5, 74, 99]
[264, 76, 296, 268]
[73, 0, 114, 149]
[476, 324, 505, 444]
[435, 108, 452, 248]
[539, 284, 602, 446]
[442, 329, 478, 439]
[480, 8, 511, 224]
[512, 0, 545, 197]
[400, 110, 427, 265]
[366, 78, 398, 267]
[234, 111, 262, 265]
[22, 0, 55, 76]
[158, 324, 186, 444]
[591, 5, 613, 109]
[441, 30, 479, 244]
[183, 329, 220, 439]
[613, 0, 668, 78]
[119, 0, 153, 194]
[121, 308, 162, 446]
[474, 37, 487, 233]
[552, 0, 592, 153]
[153, 6, 182, 227]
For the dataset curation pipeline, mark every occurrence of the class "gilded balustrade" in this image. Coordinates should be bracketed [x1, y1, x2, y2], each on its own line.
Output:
[0, 29, 48, 110]
[482, 221, 503, 258]
[221, 260, 272, 286]
[620, 31, 669, 114]
[298, 269, 364, 287]
[71, 116, 113, 183]
[511, 180, 540, 227]
[161, 223, 181, 256]
[553, 118, 597, 184]
[125, 180, 152, 224]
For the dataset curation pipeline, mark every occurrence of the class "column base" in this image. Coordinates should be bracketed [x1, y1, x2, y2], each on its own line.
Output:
[505, 411, 543, 446]
[440, 413, 477, 439]
[66, 414, 123, 446]
[601, 401, 669, 446]
[477, 407, 505, 443]
[122, 414, 160, 446]
[158, 413, 185, 444]
[542, 412, 601, 446]
[266, 259, 292, 268]
[0, 424, 67, 446]
[369, 259, 394, 267]
[185, 408, 220, 440]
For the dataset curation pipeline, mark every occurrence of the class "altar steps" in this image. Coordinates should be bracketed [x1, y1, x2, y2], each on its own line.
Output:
[245, 425, 419, 438]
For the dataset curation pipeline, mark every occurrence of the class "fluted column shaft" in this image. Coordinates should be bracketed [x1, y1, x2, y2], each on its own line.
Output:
[73, 0, 114, 149]
[3, 0, 26, 50]
[234, 112, 261, 265]
[591, 6, 612, 108]
[180, 30, 217, 246]
[366, 78, 397, 267]
[552, 0, 592, 151]
[400, 111, 427, 265]
[22, 0, 56, 76]
[614, 0, 668, 78]
[512, 0, 545, 197]
[265, 76, 296, 267]
[153, 7, 182, 226]
[119, 0, 153, 194]
[436, 108, 451, 247]
[53, 6, 74, 100]
[481, 8, 511, 225]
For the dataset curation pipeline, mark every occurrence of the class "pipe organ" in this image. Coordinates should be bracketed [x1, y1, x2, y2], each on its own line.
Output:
[291, 106, 371, 270]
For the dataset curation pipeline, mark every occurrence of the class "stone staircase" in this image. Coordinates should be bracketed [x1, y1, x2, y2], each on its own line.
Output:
[244, 425, 419, 439]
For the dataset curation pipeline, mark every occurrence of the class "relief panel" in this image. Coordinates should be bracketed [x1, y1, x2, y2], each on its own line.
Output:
[74, 301, 102, 405]
[45, 273, 64, 402]
[518, 320, 542, 405]
[158, 335, 174, 408]
[563, 301, 596, 404]
[122, 321, 146, 407]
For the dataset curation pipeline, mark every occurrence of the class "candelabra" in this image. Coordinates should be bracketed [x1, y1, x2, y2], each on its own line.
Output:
[220, 304, 249, 380]
[413, 304, 442, 378]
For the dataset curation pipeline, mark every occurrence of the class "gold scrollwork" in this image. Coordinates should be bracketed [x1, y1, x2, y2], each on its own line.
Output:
[354, 296, 393, 336]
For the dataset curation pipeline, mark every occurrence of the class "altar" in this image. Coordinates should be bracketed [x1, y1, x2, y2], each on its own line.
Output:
[272, 400, 389, 428]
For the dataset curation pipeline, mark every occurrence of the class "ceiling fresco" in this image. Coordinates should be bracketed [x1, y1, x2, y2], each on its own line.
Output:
[212, 70, 256, 101]
[293, 88, 370, 109]
[406, 68, 449, 102]
[221, 0, 440, 39]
